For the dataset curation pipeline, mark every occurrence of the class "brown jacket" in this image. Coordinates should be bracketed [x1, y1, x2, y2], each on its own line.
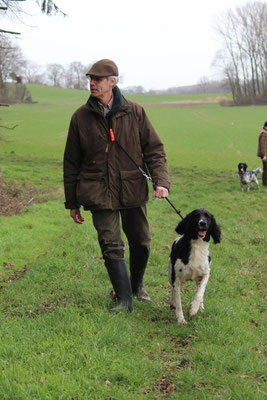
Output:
[257, 127, 267, 159]
[63, 86, 170, 210]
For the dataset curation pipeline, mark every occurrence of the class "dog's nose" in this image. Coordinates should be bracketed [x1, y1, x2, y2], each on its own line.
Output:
[199, 220, 207, 228]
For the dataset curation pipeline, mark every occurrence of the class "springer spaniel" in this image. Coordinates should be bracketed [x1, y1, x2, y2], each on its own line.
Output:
[238, 163, 262, 192]
[168, 209, 221, 324]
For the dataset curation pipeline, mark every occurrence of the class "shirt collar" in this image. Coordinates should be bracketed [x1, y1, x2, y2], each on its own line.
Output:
[98, 94, 114, 113]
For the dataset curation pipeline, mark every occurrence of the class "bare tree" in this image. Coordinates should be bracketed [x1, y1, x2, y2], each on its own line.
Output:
[65, 61, 88, 90]
[23, 60, 45, 84]
[213, 1, 267, 105]
[197, 76, 210, 94]
[46, 63, 64, 87]
[0, 34, 25, 96]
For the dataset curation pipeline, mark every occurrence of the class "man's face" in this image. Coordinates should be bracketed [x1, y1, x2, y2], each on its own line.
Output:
[89, 76, 116, 102]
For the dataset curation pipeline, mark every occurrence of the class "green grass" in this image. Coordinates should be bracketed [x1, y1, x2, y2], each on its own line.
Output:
[0, 85, 266, 399]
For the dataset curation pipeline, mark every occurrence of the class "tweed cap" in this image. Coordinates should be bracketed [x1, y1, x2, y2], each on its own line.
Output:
[86, 59, 119, 77]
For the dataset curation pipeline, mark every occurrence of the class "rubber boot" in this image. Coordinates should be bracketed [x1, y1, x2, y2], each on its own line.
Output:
[105, 258, 133, 313]
[130, 250, 151, 302]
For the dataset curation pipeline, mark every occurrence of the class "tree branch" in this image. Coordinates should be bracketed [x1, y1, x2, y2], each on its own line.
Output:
[0, 29, 21, 35]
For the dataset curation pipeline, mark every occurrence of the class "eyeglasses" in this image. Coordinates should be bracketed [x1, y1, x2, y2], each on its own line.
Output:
[87, 75, 108, 82]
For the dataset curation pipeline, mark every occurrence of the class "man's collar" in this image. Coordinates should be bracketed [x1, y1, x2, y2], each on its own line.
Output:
[98, 93, 114, 110]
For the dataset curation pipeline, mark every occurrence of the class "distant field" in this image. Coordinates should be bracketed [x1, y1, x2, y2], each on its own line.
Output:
[0, 85, 266, 400]
[1, 84, 265, 177]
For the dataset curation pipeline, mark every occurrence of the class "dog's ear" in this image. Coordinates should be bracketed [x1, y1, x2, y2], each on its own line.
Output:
[210, 215, 221, 244]
[175, 216, 188, 235]
[175, 211, 193, 235]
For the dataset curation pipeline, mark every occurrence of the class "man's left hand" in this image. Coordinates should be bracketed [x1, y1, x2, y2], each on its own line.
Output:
[153, 186, 169, 200]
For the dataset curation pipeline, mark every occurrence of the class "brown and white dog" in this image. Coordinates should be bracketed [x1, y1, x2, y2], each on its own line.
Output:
[168, 209, 221, 324]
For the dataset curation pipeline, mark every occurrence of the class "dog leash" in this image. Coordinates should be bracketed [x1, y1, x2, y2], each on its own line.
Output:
[109, 128, 184, 220]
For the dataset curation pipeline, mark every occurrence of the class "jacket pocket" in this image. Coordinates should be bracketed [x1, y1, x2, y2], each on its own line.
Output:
[76, 172, 106, 207]
[120, 169, 148, 207]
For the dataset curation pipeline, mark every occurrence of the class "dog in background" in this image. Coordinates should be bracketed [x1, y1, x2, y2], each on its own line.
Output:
[238, 163, 262, 192]
[168, 209, 221, 325]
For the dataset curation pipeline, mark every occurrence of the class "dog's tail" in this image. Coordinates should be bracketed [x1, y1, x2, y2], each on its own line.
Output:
[253, 168, 263, 175]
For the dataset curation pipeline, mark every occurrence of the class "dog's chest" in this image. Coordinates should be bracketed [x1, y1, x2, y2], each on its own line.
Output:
[175, 239, 210, 282]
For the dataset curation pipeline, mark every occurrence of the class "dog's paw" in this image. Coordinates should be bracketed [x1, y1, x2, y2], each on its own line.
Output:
[188, 303, 199, 319]
[177, 317, 187, 325]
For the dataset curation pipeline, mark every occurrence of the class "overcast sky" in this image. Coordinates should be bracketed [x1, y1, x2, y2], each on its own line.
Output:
[4, 0, 257, 90]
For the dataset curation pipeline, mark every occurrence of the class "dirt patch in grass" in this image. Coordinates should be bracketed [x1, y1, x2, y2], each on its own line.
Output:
[144, 96, 229, 108]
[0, 178, 48, 216]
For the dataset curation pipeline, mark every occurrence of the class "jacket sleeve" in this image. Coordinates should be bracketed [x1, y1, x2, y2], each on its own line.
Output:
[63, 113, 82, 209]
[138, 107, 170, 190]
[258, 132, 267, 158]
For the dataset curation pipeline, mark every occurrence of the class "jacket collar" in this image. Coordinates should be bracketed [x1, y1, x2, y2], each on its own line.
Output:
[87, 85, 125, 116]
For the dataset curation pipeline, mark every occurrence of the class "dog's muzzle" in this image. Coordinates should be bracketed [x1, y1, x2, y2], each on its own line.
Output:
[198, 220, 207, 238]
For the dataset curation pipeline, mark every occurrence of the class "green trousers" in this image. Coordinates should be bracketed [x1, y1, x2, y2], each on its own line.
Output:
[91, 205, 151, 260]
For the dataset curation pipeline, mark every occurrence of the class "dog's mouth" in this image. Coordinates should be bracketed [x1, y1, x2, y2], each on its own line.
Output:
[198, 230, 207, 238]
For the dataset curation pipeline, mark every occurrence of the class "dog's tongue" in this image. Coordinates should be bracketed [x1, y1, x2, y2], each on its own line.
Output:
[198, 231, 206, 238]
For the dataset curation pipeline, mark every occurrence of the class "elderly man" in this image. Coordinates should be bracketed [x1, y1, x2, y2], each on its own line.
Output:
[64, 59, 170, 312]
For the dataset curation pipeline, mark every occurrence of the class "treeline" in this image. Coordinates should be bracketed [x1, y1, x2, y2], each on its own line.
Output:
[123, 80, 230, 95]
[1, 1, 266, 104]
[0, 34, 229, 102]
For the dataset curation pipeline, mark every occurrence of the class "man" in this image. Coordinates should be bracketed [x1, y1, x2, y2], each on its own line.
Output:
[63, 59, 170, 312]
[257, 121, 267, 187]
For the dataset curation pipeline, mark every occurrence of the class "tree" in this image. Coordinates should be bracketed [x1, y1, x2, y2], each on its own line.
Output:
[23, 60, 45, 84]
[46, 63, 64, 87]
[0, 0, 66, 35]
[213, 1, 267, 105]
[65, 62, 88, 90]
[0, 34, 26, 96]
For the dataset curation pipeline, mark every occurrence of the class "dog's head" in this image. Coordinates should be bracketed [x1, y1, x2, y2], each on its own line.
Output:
[175, 208, 221, 244]
[238, 163, 248, 173]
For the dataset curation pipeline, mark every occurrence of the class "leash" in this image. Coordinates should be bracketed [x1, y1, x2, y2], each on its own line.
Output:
[109, 128, 184, 220]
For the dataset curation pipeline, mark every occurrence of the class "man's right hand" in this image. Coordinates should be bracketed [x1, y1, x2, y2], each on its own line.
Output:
[70, 209, 85, 224]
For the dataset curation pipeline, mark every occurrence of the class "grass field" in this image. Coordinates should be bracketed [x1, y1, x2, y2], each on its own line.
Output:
[0, 85, 266, 399]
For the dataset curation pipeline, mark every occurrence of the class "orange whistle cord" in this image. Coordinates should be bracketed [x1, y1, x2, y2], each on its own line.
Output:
[109, 129, 115, 142]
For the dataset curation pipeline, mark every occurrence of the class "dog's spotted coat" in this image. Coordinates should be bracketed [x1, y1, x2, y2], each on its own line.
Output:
[238, 163, 262, 192]
[168, 209, 221, 324]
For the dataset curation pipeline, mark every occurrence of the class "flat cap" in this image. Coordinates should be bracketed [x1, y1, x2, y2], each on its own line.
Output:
[86, 59, 119, 77]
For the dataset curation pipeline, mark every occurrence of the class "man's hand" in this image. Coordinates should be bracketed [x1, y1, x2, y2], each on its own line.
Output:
[263, 156, 267, 161]
[70, 209, 85, 224]
[153, 186, 169, 200]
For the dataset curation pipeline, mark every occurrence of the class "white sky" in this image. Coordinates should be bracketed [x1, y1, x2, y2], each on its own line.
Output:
[3, 0, 258, 90]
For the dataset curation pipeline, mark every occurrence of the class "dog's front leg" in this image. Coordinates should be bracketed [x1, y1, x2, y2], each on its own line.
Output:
[196, 280, 205, 312]
[172, 281, 187, 324]
[189, 273, 210, 319]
